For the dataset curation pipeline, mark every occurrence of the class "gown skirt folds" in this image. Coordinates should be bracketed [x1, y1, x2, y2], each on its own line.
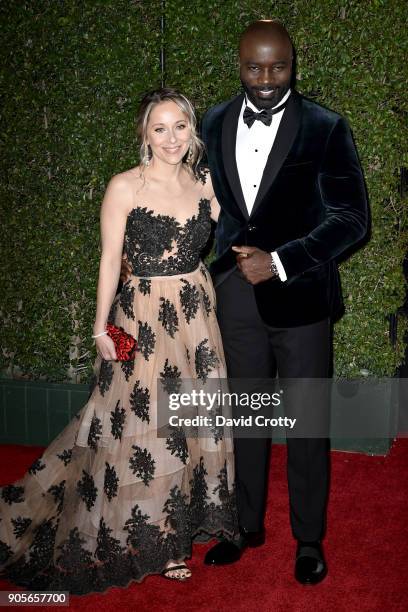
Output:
[0, 196, 238, 594]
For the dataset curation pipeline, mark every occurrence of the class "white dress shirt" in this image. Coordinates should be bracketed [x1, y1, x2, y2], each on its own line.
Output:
[235, 90, 291, 281]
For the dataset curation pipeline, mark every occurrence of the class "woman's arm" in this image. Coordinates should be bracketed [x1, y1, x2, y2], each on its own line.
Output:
[210, 195, 220, 223]
[93, 175, 133, 359]
[202, 169, 220, 222]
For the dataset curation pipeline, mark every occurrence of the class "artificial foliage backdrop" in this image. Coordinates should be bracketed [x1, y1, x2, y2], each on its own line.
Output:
[1, 0, 407, 381]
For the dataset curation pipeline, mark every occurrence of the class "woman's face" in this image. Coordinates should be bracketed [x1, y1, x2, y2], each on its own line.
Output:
[146, 100, 191, 165]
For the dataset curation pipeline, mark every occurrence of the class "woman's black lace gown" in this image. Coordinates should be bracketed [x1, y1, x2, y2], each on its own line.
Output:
[0, 181, 238, 594]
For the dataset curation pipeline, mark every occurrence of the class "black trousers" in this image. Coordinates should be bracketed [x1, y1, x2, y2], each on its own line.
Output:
[216, 270, 331, 542]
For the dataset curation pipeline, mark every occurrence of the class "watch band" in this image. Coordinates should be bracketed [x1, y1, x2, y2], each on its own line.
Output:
[270, 254, 279, 279]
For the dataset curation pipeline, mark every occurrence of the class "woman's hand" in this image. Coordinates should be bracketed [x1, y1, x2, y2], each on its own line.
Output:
[232, 245, 277, 285]
[120, 254, 132, 284]
[95, 334, 117, 361]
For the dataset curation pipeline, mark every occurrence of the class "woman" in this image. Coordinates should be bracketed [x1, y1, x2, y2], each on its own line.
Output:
[0, 88, 238, 593]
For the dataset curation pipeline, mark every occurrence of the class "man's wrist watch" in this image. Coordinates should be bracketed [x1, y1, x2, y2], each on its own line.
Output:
[270, 254, 279, 279]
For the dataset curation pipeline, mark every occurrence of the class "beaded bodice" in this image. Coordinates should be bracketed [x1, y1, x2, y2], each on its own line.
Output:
[123, 197, 212, 276]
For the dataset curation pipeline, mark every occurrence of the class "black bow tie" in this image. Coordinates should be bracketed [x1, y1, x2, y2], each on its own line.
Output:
[243, 99, 288, 128]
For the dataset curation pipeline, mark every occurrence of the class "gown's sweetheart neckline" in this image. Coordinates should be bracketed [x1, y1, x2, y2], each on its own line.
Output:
[126, 197, 211, 227]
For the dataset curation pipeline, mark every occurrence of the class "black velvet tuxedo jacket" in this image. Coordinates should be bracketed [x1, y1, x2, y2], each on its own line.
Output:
[201, 91, 368, 327]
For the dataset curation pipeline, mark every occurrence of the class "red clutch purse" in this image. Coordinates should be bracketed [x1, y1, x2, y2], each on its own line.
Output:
[106, 323, 138, 361]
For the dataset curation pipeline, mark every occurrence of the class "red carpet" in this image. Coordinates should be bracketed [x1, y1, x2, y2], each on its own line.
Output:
[1, 441, 407, 612]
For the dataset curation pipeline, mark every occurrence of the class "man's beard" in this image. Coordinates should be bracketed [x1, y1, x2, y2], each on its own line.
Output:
[242, 81, 290, 110]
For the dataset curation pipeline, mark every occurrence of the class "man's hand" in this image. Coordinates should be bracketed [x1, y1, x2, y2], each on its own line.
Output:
[120, 255, 132, 284]
[232, 245, 278, 285]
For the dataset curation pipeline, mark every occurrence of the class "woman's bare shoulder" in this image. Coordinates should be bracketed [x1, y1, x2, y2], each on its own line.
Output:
[103, 167, 144, 212]
[108, 166, 143, 191]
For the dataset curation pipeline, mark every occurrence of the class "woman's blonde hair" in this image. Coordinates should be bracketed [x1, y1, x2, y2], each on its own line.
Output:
[136, 87, 204, 177]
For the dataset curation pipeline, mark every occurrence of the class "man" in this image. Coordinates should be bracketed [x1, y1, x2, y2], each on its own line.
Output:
[201, 19, 368, 584]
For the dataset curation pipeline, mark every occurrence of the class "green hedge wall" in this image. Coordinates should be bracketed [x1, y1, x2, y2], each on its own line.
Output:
[1, 0, 407, 381]
[0, 1, 162, 381]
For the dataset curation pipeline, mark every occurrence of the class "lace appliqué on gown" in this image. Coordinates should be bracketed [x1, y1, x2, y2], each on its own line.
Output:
[0, 187, 238, 594]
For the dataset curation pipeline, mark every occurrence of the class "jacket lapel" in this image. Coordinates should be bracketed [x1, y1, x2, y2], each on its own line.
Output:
[250, 92, 302, 217]
[221, 94, 249, 220]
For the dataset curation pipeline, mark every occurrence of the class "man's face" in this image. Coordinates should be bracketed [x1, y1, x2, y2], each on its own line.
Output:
[239, 34, 292, 109]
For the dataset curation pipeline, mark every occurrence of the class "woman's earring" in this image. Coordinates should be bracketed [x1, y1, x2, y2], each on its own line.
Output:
[142, 143, 152, 166]
[186, 144, 193, 164]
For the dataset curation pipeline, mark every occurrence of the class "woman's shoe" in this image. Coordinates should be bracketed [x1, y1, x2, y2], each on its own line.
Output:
[162, 561, 192, 581]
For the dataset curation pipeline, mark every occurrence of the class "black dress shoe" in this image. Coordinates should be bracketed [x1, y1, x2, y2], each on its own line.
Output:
[204, 540, 242, 565]
[239, 526, 266, 548]
[204, 528, 265, 565]
[295, 541, 327, 585]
